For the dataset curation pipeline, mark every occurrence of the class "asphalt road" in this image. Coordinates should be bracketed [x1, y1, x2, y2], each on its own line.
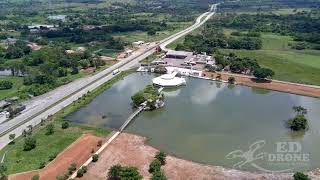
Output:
[0, 4, 217, 150]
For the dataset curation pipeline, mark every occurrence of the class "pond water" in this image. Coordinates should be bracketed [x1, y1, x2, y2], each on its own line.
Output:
[67, 73, 320, 172]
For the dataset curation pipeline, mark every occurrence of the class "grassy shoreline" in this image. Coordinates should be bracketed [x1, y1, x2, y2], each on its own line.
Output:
[0, 68, 136, 175]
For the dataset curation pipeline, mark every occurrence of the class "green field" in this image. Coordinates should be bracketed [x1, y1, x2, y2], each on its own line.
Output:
[113, 22, 192, 43]
[0, 76, 24, 100]
[222, 31, 320, 85]
[0, 69, 137, 175]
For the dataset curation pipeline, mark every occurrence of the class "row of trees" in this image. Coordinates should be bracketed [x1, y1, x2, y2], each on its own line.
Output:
[212, 52, 275, 79]
[176, 28, 262, 53]
[209, 11, 320, 49]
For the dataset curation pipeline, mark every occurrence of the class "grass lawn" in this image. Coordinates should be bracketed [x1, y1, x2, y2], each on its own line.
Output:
[112, 22, 192, 43]
[0, 69, 136, 175]
[0, 76, 24, 100]
[221, 31, 320, 85]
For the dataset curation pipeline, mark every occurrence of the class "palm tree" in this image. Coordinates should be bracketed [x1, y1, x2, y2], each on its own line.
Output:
[293, 106, 307, 115]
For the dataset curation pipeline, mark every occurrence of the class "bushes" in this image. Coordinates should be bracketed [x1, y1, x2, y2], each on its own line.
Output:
[108, 164, 142, 180]
[23, 136, 36, 151]
[39, 162, 46, 169]
[92, 154, 99, 162]
[45, 123, 55, 135]
[148, 159, 161, 173]
[61, 121, 69, 129]
[155, 151, 167, 165]
[0, 80, 13, 90]
[76, 166, 87, 177]
[151, 170, 167, 180]
[31, 175, 39, 180]
[148, 151, 168, 179]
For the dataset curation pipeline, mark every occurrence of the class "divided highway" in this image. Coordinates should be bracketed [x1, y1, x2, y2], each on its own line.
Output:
[0, 4, 218, 149]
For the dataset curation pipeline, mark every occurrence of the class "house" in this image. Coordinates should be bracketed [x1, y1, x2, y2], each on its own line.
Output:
[165, 50, 193, 60]
[132, 41, 145, 47]
[48, 15, 66, 22]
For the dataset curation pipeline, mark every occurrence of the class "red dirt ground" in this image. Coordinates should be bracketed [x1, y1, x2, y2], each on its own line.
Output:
[203, 71, 320, 98]
[9, 134, 102, 180]
[81, 133, 320, 180]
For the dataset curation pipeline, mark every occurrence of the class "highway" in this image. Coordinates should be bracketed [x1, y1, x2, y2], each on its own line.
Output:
[0, 4, 218, 149]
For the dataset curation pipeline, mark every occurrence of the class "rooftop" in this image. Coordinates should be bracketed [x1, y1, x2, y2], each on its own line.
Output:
[166, 50, 193, 57]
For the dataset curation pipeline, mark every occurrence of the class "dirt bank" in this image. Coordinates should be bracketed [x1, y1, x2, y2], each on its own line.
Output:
[202, 71, 320, 98]
[9, 134, 102, 180]
[82, 133, 320, 180]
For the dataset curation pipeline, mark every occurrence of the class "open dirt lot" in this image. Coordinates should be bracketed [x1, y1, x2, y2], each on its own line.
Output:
[82, 133, 320, 180]
[9, 134, 102, 180]
[203, 71, 320, 98]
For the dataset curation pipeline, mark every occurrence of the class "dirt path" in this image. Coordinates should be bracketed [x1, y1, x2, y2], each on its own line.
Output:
[82, 133, 320, 180]
[9, 134, 102, 180]
[203, 72, 320, 98]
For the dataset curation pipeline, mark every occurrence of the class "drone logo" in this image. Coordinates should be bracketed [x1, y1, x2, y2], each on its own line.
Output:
[225, 140, 292, 173]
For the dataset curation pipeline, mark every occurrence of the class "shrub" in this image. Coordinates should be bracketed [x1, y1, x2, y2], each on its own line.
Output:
[61, 121, 69, 129]
[293, 172, 310, 180]
[97, 140, 102, 147]
[49, 152, 58, 161]
[92, 154, 99, 162]
[81, 166, 87, 173]
[76, 169, 84, 177]
[151, 170, 167, 180]
[31, 175, 39, 180]
[23, 136, 36, 151]
[228, 76, 235, 84]
[149, 159, 161, 173]
[155, 151, 167, 165]
[45, 123, 55, 135]
[0, 80, 13, 90]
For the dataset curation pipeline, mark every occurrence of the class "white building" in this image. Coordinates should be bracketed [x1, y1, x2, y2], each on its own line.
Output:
[152, 72, 186, 87]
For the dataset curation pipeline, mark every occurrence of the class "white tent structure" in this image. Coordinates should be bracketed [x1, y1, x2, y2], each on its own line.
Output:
[152, 72, 186, 87]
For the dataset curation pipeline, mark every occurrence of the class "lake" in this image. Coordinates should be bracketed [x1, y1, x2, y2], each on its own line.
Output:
[67, 73, 320, 172]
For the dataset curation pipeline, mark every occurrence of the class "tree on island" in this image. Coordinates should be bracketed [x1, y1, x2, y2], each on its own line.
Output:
[293, 172, 310, 180]
[131, 85, 163, 108]
[253, 67, 274, 79]
[287, 106, 309, 131]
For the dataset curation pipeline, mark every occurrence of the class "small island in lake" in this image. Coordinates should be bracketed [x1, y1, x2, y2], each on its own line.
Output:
[131, 85, 165, 111]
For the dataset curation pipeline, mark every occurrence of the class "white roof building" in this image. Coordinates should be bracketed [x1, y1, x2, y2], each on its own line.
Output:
[152, 72, 186, 87]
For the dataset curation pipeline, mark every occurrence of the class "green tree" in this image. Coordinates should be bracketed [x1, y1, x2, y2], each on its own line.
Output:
[155, 151, 167, 165]
[31, 174, 40, 180]
[253, 68, 274, 79]
[108, 164, 122, 180]
[45, 123, 55, 135]
[92, 154, 99, 162]
[293, 172, 310, 180]
[0, 163, 7, 177]
[23, 136, 37, 151]
[121, 166, 142, 180]
[149, 159, 161, 173]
